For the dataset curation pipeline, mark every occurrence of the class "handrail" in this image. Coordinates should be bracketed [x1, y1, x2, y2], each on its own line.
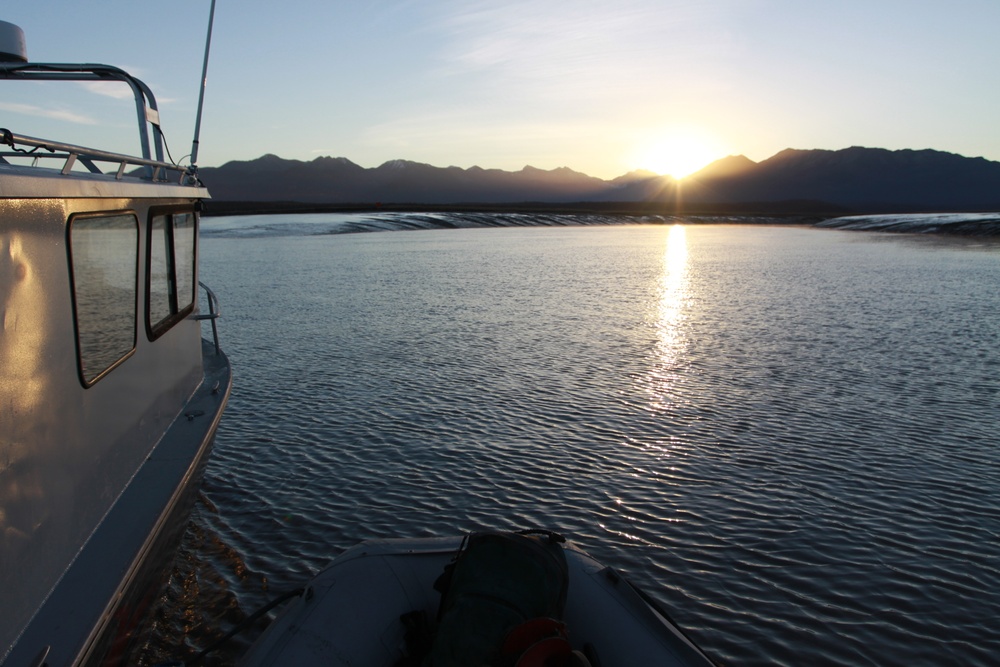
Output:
[0, 128, 196, 184]
[0, 61, 165, 169]
[196, 281, 222, 355]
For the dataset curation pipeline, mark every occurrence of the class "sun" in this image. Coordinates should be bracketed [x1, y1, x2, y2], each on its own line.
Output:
[634, 130, 724, 180]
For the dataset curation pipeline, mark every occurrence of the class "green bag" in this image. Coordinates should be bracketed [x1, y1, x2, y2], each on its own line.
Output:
[423, 530, 570, 667]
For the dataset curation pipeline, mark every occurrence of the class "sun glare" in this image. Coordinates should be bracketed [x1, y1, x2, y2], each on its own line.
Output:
[635, 131, 724, 180]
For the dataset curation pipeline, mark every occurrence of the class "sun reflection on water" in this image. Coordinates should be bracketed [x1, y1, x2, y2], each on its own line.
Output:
[646, 224, 690, 412]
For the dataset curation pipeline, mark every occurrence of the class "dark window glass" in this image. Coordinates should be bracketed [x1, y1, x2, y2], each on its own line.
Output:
[69, 214, 138, 385]
[149, 214, 173, 320]
[173, 213, 196, 311]
[147, 210, 197, 338]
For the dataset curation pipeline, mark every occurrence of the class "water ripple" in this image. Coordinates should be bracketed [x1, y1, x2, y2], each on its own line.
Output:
[133, 222, 1000, 667]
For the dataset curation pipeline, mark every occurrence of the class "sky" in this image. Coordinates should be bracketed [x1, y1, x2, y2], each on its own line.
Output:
[3, 0, 999, 180]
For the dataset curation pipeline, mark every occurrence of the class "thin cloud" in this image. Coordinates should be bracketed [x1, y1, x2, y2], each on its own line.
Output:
[0, 101, 96, 125]
[78, 80, 136, 100]
[421, 0, 741, 111]
[433, 0, 732, 76]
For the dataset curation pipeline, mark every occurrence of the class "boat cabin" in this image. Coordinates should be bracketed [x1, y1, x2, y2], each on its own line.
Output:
[1, 20, 230, 667]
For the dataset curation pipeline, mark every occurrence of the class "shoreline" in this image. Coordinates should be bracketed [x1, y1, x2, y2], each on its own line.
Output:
[199, 201, 1000, 236]
[200, 199, 845, 221]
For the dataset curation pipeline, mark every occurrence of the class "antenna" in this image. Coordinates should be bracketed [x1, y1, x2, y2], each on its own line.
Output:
[190, 0, 217, 168]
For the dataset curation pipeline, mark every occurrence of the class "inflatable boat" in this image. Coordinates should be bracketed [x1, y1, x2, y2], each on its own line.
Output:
[240, 531, 716, 667]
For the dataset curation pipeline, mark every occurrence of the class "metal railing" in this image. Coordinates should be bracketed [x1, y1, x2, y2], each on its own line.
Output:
[0, 128, 195, 184]
[195, 281, 222, 355]
[0, 61, 198, 183]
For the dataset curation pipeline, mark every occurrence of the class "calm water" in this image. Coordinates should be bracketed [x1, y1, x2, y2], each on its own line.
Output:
[137, 216, 1000, 666]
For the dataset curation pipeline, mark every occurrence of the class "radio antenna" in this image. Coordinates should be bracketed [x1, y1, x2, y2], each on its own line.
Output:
[189, 0, 217, 169]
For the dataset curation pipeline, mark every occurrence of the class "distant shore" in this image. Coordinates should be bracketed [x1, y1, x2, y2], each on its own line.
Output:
[201, 199, 845, 222]
[200, 201, 1000, 236]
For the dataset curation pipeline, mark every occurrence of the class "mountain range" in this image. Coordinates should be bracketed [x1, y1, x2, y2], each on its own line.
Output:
[197, 146, 1000, 213]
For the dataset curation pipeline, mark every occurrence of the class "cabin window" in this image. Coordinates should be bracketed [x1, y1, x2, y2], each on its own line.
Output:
[68, 213, 139, 386]
[147, 210, 197, 339]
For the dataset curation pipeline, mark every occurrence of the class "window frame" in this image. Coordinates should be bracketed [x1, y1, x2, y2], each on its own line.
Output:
[67, 210, 140, 388]
[145, 205, 199, 341]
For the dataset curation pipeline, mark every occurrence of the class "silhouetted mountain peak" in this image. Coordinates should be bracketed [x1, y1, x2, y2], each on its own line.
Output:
[217, 153, 302, 174]
[311, 155, 361, 168]
[611, 169, 661, 184]
[378, 159, 423, 170]
[690, 155, 757, 180]
[518, 165, 583, 175]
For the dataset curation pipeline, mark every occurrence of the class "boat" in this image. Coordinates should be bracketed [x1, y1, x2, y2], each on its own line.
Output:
[0, 17, 229, 667]
[239, 531, 717, 666]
